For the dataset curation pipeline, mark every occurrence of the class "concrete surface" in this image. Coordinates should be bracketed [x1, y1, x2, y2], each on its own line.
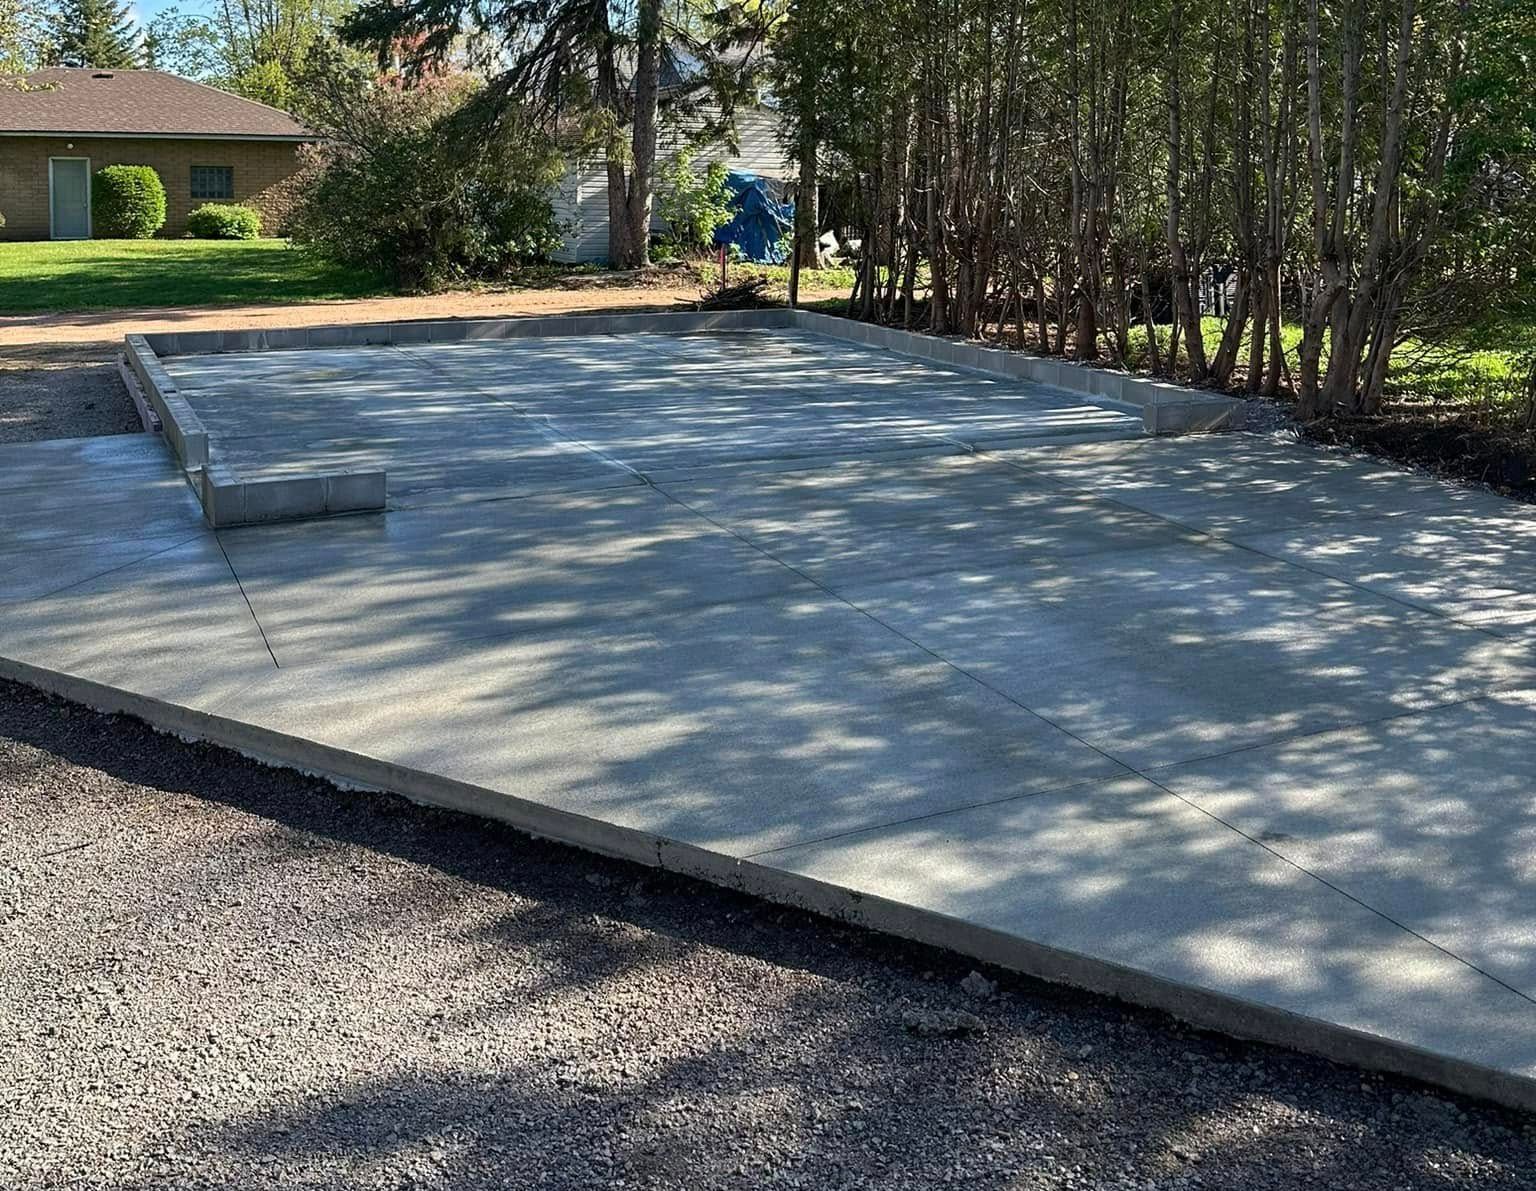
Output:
[5, 331, 1536, 1109]
[159, 330, 1143, 505]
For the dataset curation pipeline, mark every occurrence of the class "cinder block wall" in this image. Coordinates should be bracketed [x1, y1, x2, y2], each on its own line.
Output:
[0, 136, 306, 239]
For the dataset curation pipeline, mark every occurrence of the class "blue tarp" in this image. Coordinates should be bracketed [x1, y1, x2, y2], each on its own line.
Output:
[712, 170, 794, 265]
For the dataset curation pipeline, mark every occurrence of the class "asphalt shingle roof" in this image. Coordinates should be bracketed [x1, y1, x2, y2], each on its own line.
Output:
[0, 68, 312, 139]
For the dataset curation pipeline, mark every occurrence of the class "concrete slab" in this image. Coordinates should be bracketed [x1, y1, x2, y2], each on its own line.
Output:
[660, 451, 1200, 587]
[159, 331, 1141, 507]
[995, 435, 1502, 536]
[205, 594, 1128, 856]
[0, 434, 203, 549]
[758, 776, 1536, 1092]
[1152, 688, 1536, 1001]
[0, 535, 275, 708]
[215, 487, 822, 664]
[832, 541, 1536, 769]
[9, 334, 1536, 1108]
[1233, 504, 1536, 635]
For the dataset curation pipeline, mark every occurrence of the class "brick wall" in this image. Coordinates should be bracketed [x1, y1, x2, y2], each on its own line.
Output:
[0, 136, 307, 240]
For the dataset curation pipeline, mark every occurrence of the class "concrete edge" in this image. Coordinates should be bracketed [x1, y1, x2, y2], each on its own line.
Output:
[116, 354, 162, 435]
[141, 308, 796, 357]
[2, 650, 1532, 1115]
[788, 309, 1246, 436]
[123, 335, 208, 471]
[200, 466, 387, 529]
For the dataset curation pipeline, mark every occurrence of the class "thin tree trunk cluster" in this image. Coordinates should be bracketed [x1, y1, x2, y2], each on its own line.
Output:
[776, 0, 1497, 418]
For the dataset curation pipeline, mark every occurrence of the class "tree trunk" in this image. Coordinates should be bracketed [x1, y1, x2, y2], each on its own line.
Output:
[1165, 0, 1208, 382]
[795, 135, 820, 269]
[610, 0, 662, 269]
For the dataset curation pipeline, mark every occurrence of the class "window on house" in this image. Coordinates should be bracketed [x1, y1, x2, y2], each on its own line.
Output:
[190, 165, 234, 200]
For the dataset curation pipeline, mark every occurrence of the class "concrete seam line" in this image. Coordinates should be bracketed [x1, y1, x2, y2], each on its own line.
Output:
[2, 650, 1534, 1112]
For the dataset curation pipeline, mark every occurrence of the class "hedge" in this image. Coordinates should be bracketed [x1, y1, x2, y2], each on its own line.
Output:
[187, 203, 263, 240]
[92, 165, 166, 239]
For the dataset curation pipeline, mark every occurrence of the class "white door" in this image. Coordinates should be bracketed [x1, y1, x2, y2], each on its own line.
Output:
[49, 158, 90, 240]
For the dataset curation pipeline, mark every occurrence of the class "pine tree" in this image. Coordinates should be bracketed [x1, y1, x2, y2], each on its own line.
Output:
[50, 0, 140, 70]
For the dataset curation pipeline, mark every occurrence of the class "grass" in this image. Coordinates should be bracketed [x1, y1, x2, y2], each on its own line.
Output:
[0, 239, 389, 313]
[680, 256, 859, 295]
[1128, 316, 1536, 409]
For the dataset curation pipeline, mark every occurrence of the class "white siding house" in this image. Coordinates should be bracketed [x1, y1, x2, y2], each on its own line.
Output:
[551, 104, 790, 264]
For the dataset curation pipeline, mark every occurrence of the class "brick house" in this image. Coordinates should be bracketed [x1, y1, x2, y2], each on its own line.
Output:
[0, 68, 313, 240]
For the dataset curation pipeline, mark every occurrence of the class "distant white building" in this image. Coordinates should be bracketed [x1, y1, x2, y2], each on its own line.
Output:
[550, 103, 790, 264]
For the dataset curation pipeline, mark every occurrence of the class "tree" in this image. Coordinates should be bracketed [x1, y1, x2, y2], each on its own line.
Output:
[1, 0, 48, 76]
[144, 0, 356, 114]
[342, 0, 776, 268]
[289, 56, 563, 287]
[766, 0, 1532, 419]
[48, 0, 140, 69]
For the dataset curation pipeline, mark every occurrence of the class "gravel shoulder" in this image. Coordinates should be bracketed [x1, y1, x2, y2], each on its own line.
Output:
[0, 344, 141, 444]
[2, 678, 1533, 1190]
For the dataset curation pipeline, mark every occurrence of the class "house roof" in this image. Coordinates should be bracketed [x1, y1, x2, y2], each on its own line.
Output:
[0, 69, 313, 140]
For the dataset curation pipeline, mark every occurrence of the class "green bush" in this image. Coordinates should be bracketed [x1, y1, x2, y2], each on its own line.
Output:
[657, 150, 733, 252]
[290, 77, 563, 290]
[92, 165, 166, 239]
[187, 203, 263, 240]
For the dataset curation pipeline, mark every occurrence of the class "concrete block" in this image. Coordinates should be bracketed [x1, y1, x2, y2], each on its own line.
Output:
[263, 329, 309, 352]
[388, 321, 436, 344]
[791, 310, 838, 337]
[463, 320, 512, 341]
[173, 331, 222, 356]
[241, 476, 327, 523]
[199, 467, 245, 528]
[1144, 398, 1246, 435]
[324, 470, 388, 513]
[1087, 370, 1129, 401]
[306, 325, 358, 349]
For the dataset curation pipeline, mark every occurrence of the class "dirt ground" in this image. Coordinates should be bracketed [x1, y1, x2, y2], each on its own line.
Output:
[0, 344, 142, 444]
[0, 281, 813, 351]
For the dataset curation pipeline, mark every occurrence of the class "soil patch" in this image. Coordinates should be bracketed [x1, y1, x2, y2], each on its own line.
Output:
[1302, 413, 1536, 503]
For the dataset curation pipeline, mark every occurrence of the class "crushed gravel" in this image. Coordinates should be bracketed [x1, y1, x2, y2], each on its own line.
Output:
[0, 345, 141, 444]
[2, 678, 1534, 1190]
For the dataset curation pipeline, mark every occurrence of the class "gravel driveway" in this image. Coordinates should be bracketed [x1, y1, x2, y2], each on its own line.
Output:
[2, 678, 1533, 1190]
[0, 345, 140, 444]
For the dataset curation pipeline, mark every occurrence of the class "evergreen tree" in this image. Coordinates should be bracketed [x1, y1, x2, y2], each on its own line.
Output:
[50, 0, 140, 69]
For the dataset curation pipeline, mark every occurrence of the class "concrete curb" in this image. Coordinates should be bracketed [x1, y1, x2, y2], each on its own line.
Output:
[139, 308, 796, 358]
[3, 650, 1532, 1113]
[116, 354, 162, 435]
[123, 334, 208, 471]
[199, 465, 386, 529]
[787, 310, 1247, 435]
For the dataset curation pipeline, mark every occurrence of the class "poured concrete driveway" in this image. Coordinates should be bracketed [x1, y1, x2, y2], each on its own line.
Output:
[4, 330, 1536, 1107]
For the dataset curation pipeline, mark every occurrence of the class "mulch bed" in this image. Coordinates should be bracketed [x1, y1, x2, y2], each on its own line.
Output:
[1300, 412, 1536, 503]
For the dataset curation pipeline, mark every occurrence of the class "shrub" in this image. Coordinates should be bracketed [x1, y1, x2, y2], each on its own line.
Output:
[188, 203, 263, 240]
[290, 76, 563, 290]
[657, 150, 733, 252]
[92, 165, 166, 239]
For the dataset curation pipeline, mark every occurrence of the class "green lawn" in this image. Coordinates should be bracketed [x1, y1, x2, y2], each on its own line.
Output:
[1128, 315, 1536, 408]
[0, 239, 389, 313]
